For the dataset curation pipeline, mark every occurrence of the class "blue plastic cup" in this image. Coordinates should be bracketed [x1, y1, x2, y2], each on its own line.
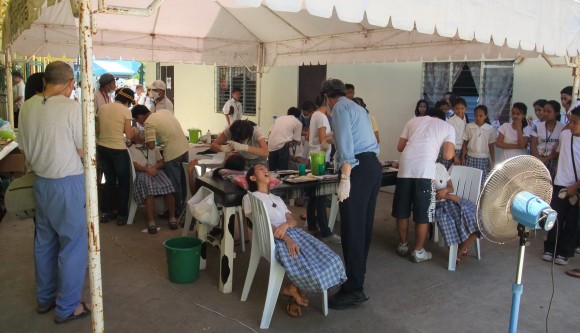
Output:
[298, 163, 306, 176]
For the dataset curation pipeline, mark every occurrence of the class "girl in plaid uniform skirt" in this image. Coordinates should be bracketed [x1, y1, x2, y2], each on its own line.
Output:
[434, 164, 481, 264]
[128, 130, 176, 234]
[461, 105, 496, 185]
[245, 164, 346, 317]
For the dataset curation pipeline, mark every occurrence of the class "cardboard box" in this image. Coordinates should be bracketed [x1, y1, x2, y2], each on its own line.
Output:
[0, 152, 26, 175]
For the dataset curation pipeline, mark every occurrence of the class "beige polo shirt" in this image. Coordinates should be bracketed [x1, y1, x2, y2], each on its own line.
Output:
[144, 109, 188, 161]
[97, 102, 132, 150]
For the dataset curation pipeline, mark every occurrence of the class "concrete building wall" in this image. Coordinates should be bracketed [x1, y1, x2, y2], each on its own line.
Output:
[143, 57, 573, 161]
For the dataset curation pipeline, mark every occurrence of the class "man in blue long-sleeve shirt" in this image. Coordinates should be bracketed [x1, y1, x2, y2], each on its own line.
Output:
[322, 78, 382, 310]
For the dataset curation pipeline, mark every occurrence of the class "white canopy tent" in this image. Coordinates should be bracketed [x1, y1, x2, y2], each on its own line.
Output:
[3, 0, 580, 66]
[2, 1, 579, 333]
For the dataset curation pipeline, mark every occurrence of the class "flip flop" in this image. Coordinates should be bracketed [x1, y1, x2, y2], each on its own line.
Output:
[148, 225, 158, 234]
[565, 269, 580, 278]
[168, 220, 178, 230]
[286, 301, 302, 317]
[55, 302, 91, 324]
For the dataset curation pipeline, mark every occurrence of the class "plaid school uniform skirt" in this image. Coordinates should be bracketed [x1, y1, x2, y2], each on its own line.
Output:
[274, 228, 346, 293]
[437, 148, 461, 170]
[435, 199, 481, 246]
[465, 155, 490, 185]
[133, 171, 175, 205]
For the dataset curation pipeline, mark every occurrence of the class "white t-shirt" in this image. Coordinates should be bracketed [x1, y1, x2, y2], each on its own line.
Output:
[554, 130, 580, 187]
[150, 97, 174, 113]
[308, 110, 332, 161]
[242, 192, 289, 227]
[435, 163, 451, 190]
[13, 81, 25, 109]
[18, 95, 84, 179]
[498, 122, 532, 161]
[530, 121, 565, 156]
[448, 115, 467, 149]
[267, 115, 302, 151]
[222, 98, 243, 122]
[94, 88, 113, 113]
[462, 123, 496, 158]
[398, 117, 455, 179]
[223, 125, 265, 162]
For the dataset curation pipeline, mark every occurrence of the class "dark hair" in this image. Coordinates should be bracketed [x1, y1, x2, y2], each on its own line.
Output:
[428, 108, 446, 121]
[345, 83, 355, 91]
[544, 100, 562, 121]
[115, 87, 135, 105]
[246, 164, 259, 192]
[320, 78, 346, 98]
[212, 154, 246, 179]
[352, 97, 367, 109]
[232, 86, 242, 94]
[512, 102, 529, 128]
[301, 100, 317, 113]
[12, 71, 23, 79]
[287, 107, 301, 118]
[434, 99, 450, 110]
[474, 105, 491, 124]
[561, 86, 573, 96]
[131, 104, 151, 118]
[571, 104, 580, 117]
[314, 95, 324, 108]
[533, 99, 547, 108]
[414, 99, 429, 117]
[229, 120, 256, 142]
[25, 72, 45, 101]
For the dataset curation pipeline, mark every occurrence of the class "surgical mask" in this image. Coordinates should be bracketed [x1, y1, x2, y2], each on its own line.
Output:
[151, 91, 160, 100]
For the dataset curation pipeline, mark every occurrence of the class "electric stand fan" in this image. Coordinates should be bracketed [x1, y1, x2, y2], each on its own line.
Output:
[476, 155, 557, 333]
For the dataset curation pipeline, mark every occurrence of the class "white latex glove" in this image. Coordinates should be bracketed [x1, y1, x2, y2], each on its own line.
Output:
[228, 141, 249, 152]
[337, 178, 351, 202]
[320, 141, 331, 152]
[220, 145, 232, 153]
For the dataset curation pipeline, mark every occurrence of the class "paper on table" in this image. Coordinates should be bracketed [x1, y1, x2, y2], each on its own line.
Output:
[198, 152, 225, 165]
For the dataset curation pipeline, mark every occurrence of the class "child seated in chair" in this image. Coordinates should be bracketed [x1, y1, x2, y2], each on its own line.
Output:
[434, 163, 481, 264]
[244, 164, 346, 317]
[128, 128, 176, 234]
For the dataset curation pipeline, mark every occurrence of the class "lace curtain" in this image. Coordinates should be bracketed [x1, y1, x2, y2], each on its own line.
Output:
[481, 61, 514, 125]
[423, 62, 466, 107]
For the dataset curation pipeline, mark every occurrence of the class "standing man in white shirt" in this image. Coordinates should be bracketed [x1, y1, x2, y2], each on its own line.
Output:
[393, 108, 455, 263]
[267, 107, 303, 171]
[147, 80, 173, 113]
[12, 71, 25, 127]
[222, 86, 243, 126]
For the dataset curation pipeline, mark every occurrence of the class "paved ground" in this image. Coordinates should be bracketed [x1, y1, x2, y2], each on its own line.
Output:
[1, 189, 579, 333]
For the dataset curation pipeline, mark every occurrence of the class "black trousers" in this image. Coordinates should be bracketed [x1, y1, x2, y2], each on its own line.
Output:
[339, 153, 381, 292]
[268, 144, 290, 171]
[544, 185, 579, 258]
[97, 145, 131, 217]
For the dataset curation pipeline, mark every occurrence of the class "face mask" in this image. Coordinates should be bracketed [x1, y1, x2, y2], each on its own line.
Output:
[151, 91, 160, 100]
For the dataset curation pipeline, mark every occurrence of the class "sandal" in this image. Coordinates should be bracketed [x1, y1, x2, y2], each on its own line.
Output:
[281, 284, 309, 307]
[148, 225, 158, 234]
[286, 300, 302, 317]
[565, 269, 580, 278]
[55, 302, 91, 324]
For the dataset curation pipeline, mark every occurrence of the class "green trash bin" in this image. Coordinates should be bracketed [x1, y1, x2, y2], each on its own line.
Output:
[163, 237, 202, 284]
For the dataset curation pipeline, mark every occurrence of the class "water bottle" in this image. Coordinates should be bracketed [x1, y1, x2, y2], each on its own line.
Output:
[206, 130, 212, 144]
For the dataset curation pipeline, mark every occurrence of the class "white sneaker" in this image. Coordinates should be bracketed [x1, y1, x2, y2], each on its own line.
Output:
[541, 252, 554, 262]
[322, 234, 342, 244]
[554, 255, 569, 265]
[411, 249, 432, 263]
[397, 242, 408, 257]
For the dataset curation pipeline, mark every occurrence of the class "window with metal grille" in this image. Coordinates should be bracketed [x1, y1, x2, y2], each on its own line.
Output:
[216, 66, 257, 115]
[422, 61, 514, 126]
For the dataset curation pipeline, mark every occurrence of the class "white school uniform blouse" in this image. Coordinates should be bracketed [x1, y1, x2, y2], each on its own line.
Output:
[462, 123, 496, 158]
[498, 122, 532, 161]
[448, 115, 467, 150]
[530, 121, 565, 156]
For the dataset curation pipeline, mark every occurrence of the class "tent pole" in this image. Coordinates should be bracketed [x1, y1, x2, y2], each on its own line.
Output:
[256, 43, 264, 127]
[5, 49, 14, 126]
[79, 0, 105, 332]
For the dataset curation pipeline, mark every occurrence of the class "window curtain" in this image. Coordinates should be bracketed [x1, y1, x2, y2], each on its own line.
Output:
[481, 61, 514, 125]
[466, 62, 481, 93]
[423, 63, 450, 107]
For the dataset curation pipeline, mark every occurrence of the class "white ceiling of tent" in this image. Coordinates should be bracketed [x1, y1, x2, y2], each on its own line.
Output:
[3, 0, 579, 65]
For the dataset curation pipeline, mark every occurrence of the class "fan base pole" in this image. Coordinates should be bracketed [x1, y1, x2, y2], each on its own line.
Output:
[509, 282, 524, 333]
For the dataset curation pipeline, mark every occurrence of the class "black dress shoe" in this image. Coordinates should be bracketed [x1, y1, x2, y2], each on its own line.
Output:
[328, 289, 369, 310]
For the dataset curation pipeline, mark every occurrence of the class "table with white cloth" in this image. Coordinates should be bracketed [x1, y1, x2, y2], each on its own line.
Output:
[195, 168, 397, 293]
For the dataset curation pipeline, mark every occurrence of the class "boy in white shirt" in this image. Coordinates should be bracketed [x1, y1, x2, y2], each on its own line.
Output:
[222, 86, 243, 126]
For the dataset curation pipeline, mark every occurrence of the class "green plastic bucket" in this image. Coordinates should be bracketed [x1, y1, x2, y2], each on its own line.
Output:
[163, 237, 202, 284]
[188, 128, 202, 143]
[310, 151, 326, 175]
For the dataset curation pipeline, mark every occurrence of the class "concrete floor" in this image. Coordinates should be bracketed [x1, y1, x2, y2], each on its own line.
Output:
[1, 190, 579, 333]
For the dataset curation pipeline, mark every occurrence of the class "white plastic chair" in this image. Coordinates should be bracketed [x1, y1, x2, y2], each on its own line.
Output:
[241, 193, 327, 329]
[433, 165, 482, 271]
[181, 162, 194, 236]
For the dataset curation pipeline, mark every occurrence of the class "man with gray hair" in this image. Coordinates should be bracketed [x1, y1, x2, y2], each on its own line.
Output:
[18, 61, 91, 323]
[95, 72, 116, 112]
